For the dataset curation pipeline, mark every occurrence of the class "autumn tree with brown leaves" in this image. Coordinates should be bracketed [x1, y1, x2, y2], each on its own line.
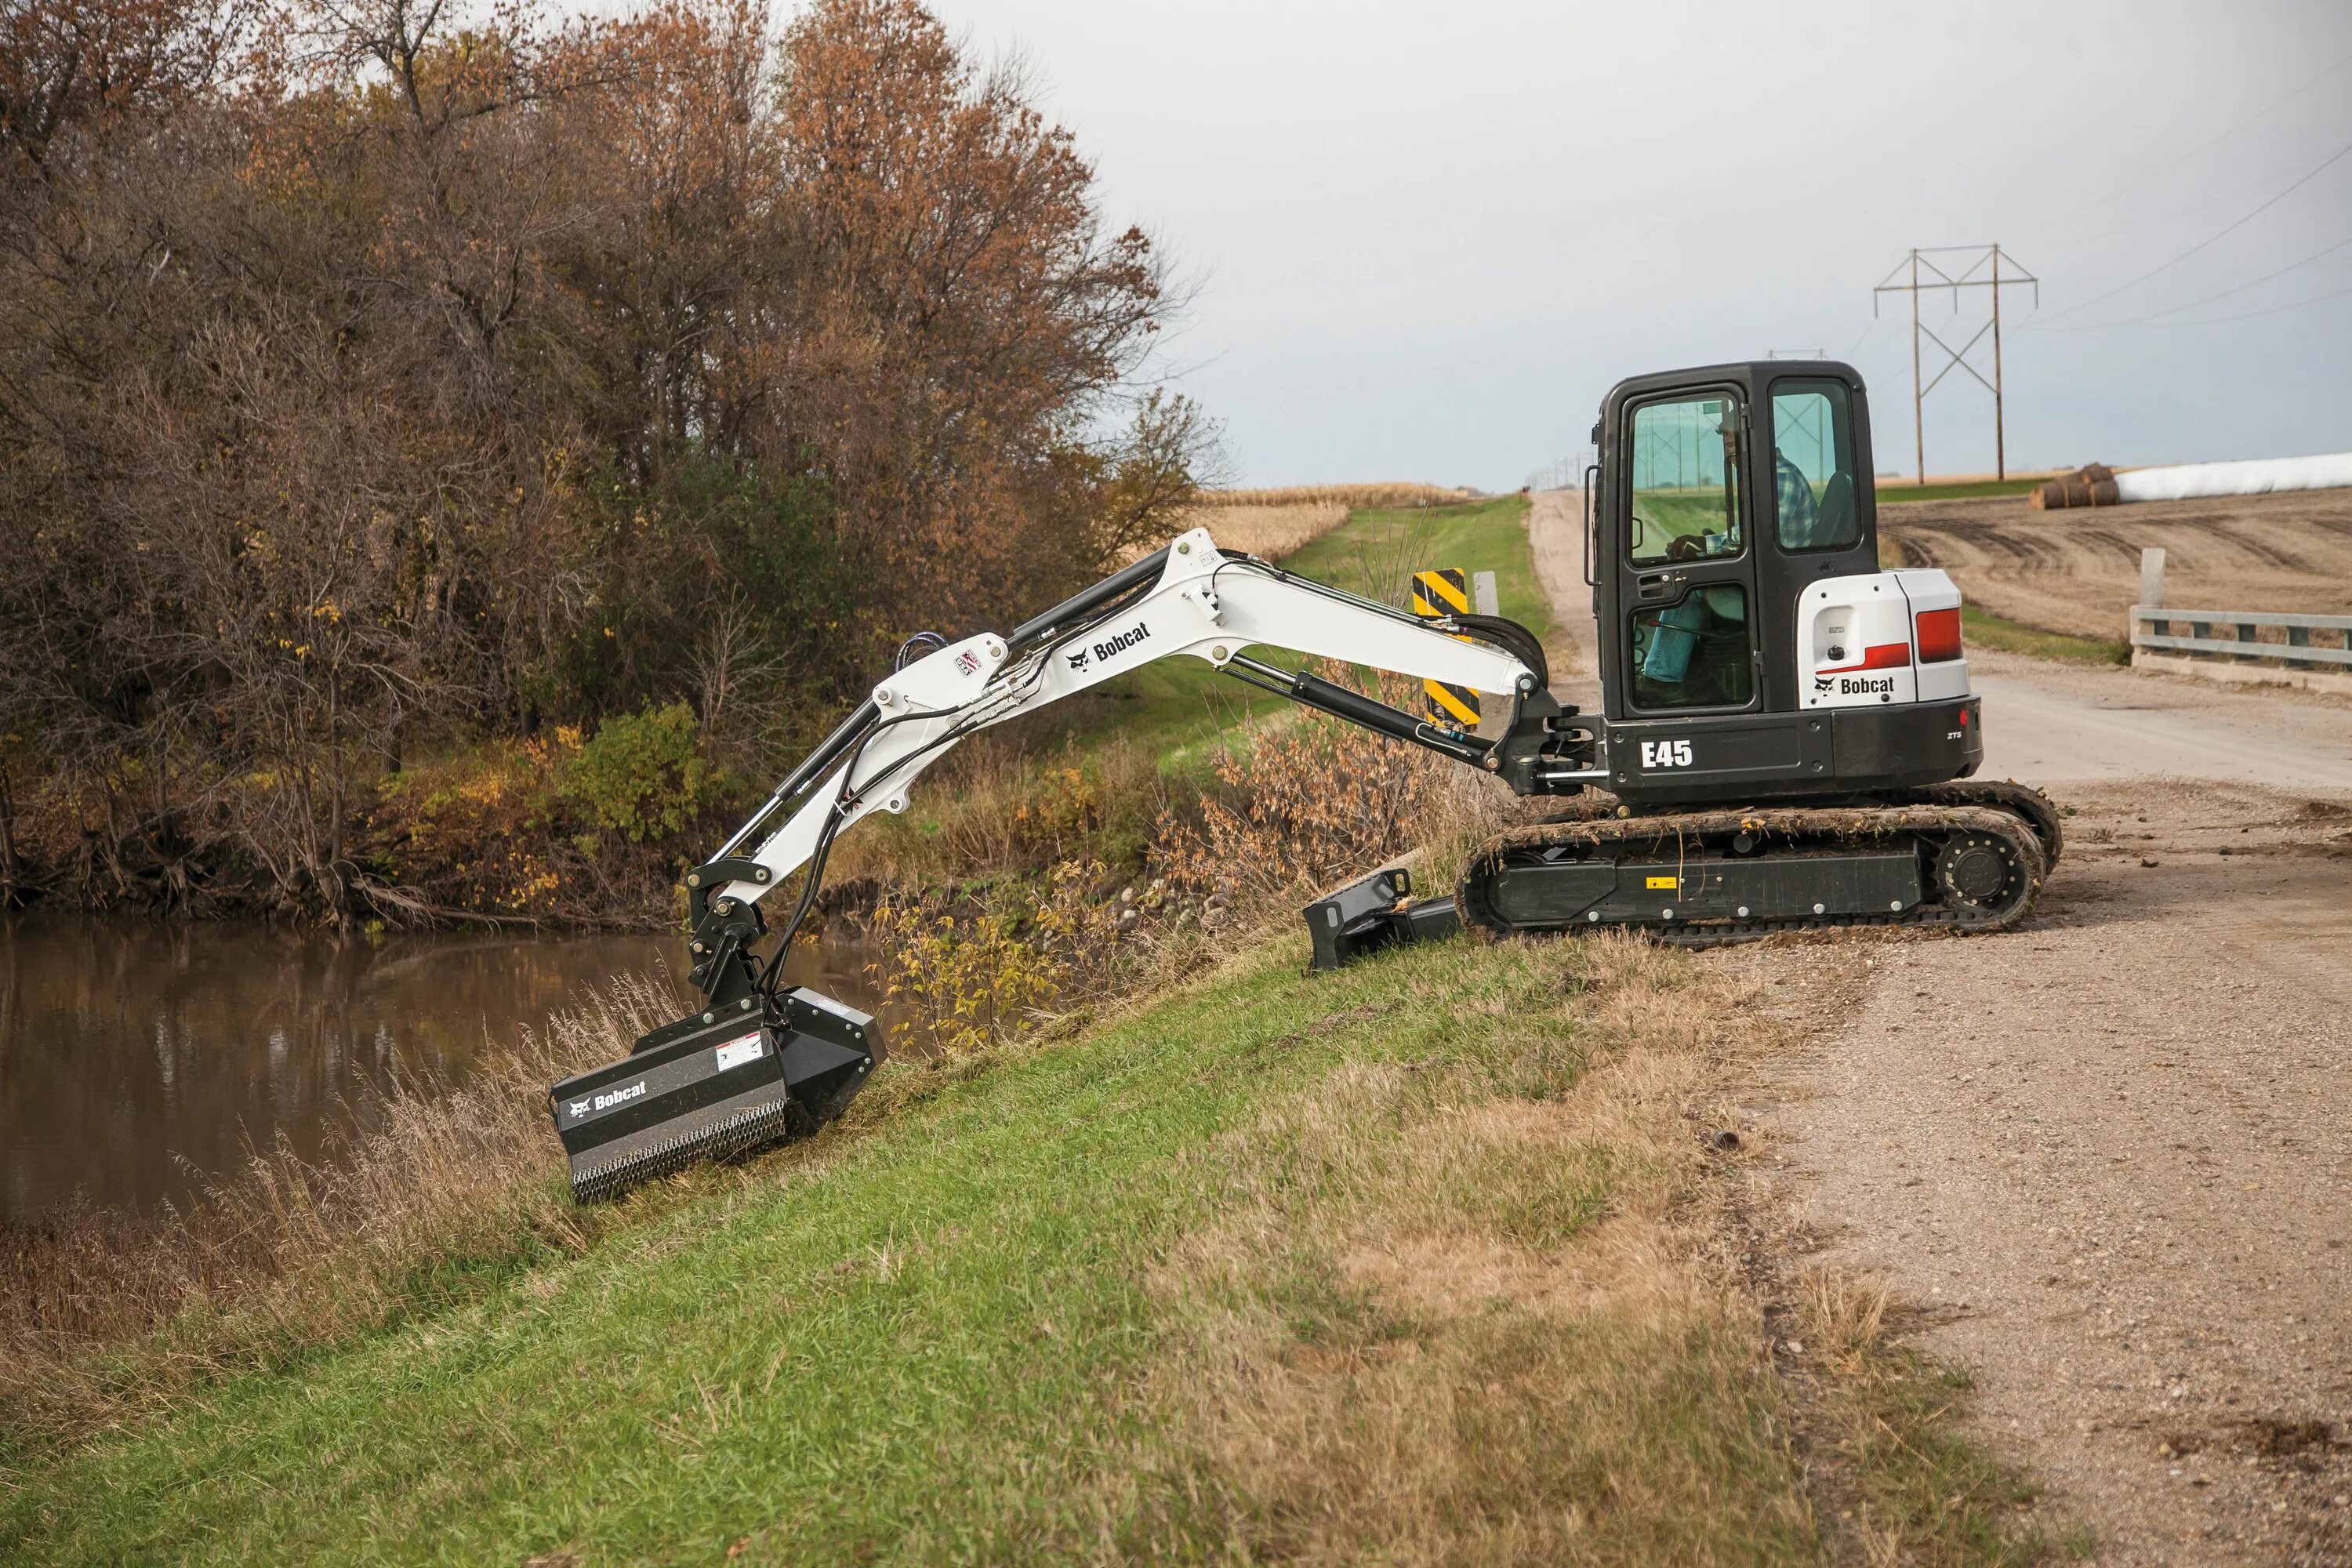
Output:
[0, 0, 1206, 921]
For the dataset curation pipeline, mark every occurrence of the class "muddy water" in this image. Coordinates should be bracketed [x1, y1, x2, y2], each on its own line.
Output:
[0, 916, 891, 1222]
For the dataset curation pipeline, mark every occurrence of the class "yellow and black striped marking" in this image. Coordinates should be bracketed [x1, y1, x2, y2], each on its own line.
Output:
[1411, 567, 1479, 728]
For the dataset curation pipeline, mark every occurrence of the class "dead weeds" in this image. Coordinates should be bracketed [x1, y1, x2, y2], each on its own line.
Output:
[1100, 935, 1821, 1565]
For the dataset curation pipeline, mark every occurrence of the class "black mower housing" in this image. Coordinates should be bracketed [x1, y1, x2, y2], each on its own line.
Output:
[550, 987, 875, 1203]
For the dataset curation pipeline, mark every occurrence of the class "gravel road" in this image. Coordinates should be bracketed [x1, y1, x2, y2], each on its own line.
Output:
[1524, 488, 1597, 692]
[1524, 490, 2352, 1564]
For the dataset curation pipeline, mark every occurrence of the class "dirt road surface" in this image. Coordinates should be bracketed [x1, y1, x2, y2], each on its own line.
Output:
[1974, 651, 2352, 790]
[1525, 491, 2352, 1565]
[1882, 488, 2352, 642]
[1525, 488, 1597, 691]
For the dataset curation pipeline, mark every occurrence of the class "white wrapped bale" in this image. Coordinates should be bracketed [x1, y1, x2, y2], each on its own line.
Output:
[2113, 452, 2352, 503]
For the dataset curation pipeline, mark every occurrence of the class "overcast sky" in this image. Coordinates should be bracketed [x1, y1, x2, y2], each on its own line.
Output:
[918, 0, 2352, 489]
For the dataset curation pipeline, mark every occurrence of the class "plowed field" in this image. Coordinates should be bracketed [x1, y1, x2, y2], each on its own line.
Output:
[1879, 487, 2352, 641]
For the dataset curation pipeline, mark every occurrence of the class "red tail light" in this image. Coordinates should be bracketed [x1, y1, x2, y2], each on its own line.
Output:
[1915, 607, 1962, 663]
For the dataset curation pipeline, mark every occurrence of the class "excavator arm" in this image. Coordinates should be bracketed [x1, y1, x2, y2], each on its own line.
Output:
[546, 526, 1592, 1202]
[677, 526, 1593, 1010]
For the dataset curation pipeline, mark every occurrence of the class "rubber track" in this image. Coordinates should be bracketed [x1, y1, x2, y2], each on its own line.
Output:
[1457, 803, 2049, 949]
[1887, 779, 2063, 867]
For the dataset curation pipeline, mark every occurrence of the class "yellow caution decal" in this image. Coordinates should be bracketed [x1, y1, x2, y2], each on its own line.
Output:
[1645, 875, 1679, 890]
[1411, 568, 1479, 728]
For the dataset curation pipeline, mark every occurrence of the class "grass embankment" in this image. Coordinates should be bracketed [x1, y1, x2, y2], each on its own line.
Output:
[1, 931, 2047, 1564]
[1876, 478, 2049, 504]
[1288, 495, 1552, 637]
[1960, 605, 2130, 666]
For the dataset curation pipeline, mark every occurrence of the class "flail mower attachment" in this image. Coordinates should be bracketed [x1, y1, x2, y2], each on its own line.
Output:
[549, 988, 875, 1203]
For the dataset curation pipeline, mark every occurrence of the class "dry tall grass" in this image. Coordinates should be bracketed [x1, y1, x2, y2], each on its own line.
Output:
[827, 735, 1167, 895]
[1212, 483, 1471, 510]
[1100, 935, 1820, 1564]
[1181, 500, 1349, 561]
[1152, 673, 1532, 923]
[0, 977, 679, 1445]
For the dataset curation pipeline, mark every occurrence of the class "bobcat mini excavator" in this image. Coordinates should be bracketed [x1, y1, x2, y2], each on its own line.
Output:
[550, 360, 2058, 1202]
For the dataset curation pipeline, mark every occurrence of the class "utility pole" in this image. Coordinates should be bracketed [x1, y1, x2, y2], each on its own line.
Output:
[1909, 250, 1923, 485]
[1990, 244, 2005, 481]
[1874, 245, 2038, 485]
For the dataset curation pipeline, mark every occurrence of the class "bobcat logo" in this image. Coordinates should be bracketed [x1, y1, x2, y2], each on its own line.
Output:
[567, 1098, 590, 1118]
[1812, 673, 1834, 694]
[1066, 648, 1091, 673]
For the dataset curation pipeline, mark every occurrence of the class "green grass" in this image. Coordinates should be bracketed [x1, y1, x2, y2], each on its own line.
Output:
[1875, 477, 2045, 504]
[1960, 604, 2129, 666]
[2, 926, 2059, 1565]
[0, 938, 1767, 1564]
[1284, 495, 1546, 637]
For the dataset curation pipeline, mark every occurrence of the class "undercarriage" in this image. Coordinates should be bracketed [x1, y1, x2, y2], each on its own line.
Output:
[1457, 785, 2056, 946]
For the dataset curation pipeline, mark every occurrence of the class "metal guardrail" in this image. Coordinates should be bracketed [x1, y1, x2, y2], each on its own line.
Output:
[2131, 607, 2352, 668]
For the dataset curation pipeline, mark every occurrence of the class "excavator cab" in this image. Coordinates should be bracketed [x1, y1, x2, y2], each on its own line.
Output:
[1587, 361, 1981, 806]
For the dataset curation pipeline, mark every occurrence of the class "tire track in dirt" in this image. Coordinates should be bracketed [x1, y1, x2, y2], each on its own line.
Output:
[1882, 488, 2352, 642]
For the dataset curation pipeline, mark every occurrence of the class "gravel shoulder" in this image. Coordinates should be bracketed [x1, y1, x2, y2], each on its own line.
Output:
[1523, 491, 2352, 1563]
[1740, 780, 2352, 1565]
[1973, 647, 2352, 789]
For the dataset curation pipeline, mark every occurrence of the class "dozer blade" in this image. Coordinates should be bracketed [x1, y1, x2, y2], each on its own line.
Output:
[1302, 866, 1463, 971]
[548, 988, 877, 1203]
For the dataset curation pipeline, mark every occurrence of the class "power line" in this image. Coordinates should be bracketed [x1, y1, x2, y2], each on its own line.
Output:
[2136, 282, 2352, 329]
[1871, 246, 2038, 482]
[2033, 131, 2352, 323]
[2041, 233, 2352, 329]
[2064, 46, 2352, 225]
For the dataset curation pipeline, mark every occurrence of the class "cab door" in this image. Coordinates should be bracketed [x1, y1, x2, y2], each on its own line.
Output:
[1615, 387, 1760, 719]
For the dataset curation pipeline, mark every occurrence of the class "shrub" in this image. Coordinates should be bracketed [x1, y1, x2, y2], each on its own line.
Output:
[560, 702, 715, 844]
[364, 735, 582, 918]
[866, 861, 1119, 1054]
[1150, 670, 1530, 919]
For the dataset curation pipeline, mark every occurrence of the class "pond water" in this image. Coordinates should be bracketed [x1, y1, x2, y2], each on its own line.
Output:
[0, 915, 891, 1222]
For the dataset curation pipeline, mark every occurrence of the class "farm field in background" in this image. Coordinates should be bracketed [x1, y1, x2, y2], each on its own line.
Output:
[1880, 486, 2352, 643]
[1166, 482, 1470, 564]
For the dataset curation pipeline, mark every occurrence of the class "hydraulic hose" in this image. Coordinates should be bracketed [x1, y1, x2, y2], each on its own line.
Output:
[1004, 546, 1172, 656]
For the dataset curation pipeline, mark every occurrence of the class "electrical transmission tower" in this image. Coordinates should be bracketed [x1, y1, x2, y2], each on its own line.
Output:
[1873, 245, 2038, 483]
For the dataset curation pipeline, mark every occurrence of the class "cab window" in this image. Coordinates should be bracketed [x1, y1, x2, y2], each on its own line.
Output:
[1631, 585, 1754, 710]
[1628, 394, 1741, 567]
[1769, 379, 1861, 551]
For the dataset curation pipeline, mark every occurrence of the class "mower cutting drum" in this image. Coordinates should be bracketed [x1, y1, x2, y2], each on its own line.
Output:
[550, 988, 875, 1203]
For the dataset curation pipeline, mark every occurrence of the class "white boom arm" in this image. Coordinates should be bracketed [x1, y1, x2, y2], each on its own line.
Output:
[710, 527, 1541, 912]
